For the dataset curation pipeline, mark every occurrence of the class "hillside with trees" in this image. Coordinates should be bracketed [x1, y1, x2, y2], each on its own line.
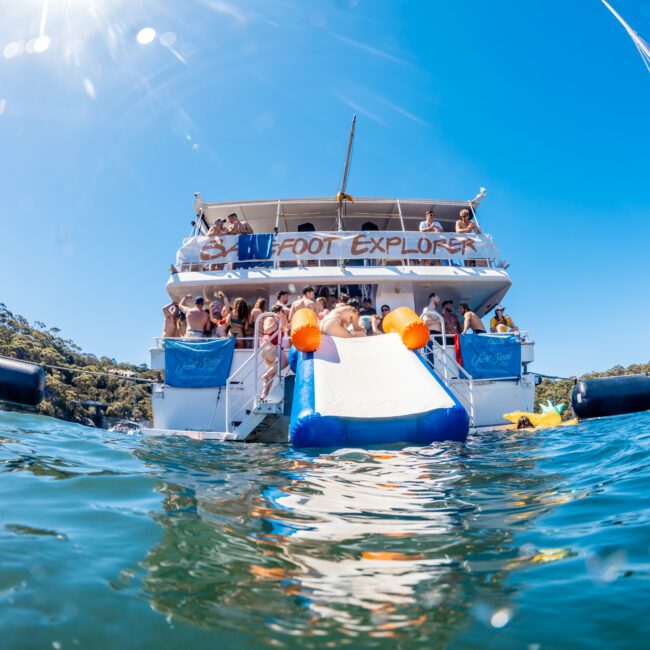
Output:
[0, 303, 154, 425]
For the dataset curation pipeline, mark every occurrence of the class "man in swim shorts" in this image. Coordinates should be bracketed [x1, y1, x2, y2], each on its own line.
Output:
[459, 303, 487, 334]
[179, 294, 209, 338]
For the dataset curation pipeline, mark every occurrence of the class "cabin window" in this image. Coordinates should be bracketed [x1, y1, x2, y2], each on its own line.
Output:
[361, 221, 379, 231]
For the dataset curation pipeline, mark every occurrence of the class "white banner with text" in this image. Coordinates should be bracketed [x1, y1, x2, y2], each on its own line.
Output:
[176, 231, 499, 267]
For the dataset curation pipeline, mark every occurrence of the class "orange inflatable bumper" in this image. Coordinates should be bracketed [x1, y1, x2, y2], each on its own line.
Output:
[382, 307, 429, 350]
[290, 308, 322, 352]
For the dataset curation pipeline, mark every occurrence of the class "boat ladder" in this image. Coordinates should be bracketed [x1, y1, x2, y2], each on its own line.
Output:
[224, 312, 285, 440]
[420, 310, 475, 427]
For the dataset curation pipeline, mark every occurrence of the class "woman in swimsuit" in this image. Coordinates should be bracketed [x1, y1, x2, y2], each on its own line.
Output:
[320, 305, 366, 338]
[227, 298, 250, 348]
[259, 305, 289, 400]
[250, 297, 267, 329]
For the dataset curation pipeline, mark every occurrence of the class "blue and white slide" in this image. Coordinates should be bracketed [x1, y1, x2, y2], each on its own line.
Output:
[289, 333, 469, 448]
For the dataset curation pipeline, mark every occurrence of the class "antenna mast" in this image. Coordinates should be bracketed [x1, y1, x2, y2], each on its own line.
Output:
[337, 114, 356, 231]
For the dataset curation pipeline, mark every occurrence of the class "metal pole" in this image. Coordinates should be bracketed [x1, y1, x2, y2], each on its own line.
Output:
[396, 199, 408, 266]
[274, 200, 281, 235]
[337, 115, 356, 231]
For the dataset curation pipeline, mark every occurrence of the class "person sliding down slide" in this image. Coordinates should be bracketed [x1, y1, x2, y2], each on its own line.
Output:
[320, 306, 366, 338]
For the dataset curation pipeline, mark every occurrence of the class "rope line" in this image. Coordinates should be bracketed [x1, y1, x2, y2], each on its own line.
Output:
[0, 354, 155, 384]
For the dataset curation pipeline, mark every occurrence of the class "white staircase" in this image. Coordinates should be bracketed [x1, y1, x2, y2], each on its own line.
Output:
[420, 310, 475, 426]
[224, 312, 286, 440]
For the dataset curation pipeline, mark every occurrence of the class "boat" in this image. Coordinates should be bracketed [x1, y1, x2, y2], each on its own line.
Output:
[145, 191, 536, 445]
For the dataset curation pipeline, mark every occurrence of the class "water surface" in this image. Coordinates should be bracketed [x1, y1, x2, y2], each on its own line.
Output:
[1, 409, 648, 649]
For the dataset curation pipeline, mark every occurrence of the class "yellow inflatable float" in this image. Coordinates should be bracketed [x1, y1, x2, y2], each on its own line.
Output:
[502, 411, 578, 429]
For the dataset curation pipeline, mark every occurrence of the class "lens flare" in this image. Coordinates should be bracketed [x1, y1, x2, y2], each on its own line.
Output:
[136, 27, 156, 45]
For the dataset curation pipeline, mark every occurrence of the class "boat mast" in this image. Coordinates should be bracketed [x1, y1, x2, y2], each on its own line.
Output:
[337, 114, 356, 231]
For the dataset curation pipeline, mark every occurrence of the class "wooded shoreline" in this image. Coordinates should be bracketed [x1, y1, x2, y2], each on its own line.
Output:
[1, 303, 647, 426]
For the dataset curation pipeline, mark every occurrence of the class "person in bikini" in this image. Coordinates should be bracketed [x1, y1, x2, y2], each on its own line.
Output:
[226, 297, 251, 348]
[209, 292, 230, 338]
[459, 303, 487, 334]
[179, 294, 209, 339]
[250, 297, 268, 329]
[259, 305, 289, 400]
[320, 304, 366, 338]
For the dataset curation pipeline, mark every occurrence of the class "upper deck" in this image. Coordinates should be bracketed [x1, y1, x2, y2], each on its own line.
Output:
[193, 196, 484, 234]
[170, 195, 511, 317]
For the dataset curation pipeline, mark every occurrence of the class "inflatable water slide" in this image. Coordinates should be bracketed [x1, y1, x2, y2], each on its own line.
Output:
[288, 308, 469, 448]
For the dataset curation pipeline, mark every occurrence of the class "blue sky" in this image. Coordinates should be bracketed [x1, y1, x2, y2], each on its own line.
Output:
[1, 0, 648, 377]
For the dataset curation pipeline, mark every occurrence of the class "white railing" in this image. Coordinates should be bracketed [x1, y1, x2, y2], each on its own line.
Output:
[224, 312, 284, 433]
[420, 309, 475, 425]
[153, 336, 257, 349]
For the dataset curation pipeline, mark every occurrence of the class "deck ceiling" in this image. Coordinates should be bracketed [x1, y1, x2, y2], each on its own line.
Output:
[196, 197, 477, 234]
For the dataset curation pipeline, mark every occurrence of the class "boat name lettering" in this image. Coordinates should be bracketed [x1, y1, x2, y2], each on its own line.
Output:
[177, 232, 499, 266]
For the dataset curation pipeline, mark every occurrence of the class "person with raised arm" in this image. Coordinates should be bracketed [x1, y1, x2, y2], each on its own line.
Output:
[178, 294, 209, 339]
[162, 302, 180, 338]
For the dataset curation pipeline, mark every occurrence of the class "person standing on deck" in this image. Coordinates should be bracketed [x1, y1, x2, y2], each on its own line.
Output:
[226, 212, 253, 235]
[274, 290, 291, 319]
[178, 294, 209, 339]
[419, 210, 443, 233]
[441, 300, 461, 337]
[455, 209, 480, 234]
[162, 303, 180, 338]
[421, 293, 442, 336]
[459, 303, 487, 334]
[289, 286, 320, 321]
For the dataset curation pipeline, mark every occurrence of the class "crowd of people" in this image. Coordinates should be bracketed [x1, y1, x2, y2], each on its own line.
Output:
[162, 287, 519, 399]
[420, 293, 518, 341]
[162, 287, 518, 344]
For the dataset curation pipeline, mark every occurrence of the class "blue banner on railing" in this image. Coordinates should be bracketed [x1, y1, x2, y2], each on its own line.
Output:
[164, 338, 235, 388]
[459, 334, 521, 380]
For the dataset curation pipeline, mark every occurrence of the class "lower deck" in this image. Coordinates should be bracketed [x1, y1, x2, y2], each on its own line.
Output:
[149, 333, 536, 443]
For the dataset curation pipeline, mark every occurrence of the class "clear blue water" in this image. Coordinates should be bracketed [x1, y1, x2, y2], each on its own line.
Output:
[1, 409, 648, 649]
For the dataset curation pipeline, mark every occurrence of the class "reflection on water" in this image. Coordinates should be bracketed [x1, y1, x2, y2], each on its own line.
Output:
[135, 432, 573, 645]
[1, 411, 649, 649]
